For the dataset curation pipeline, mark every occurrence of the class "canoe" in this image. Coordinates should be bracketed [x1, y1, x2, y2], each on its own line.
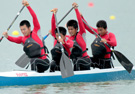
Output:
[0, 66, 135, 86]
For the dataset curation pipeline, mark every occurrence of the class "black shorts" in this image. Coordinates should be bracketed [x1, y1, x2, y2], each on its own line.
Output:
[73, 57, 91, 71]
[30, 58, 50, 73]
[91, 57, 114, 69]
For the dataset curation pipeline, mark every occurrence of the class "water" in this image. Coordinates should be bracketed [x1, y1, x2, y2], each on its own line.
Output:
[0, 0, 135, 94]
[0, 81, 134, 94]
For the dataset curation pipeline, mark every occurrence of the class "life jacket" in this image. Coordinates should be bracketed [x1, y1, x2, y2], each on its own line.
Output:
[23, 33, 49, 58]
[70, 32, 87, 59]
[91, 37, 106, 58]
[51, 42, 69, 62]
[91, 31, 115, 59]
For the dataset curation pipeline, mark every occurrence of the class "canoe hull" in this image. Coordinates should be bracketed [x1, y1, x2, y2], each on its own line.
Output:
[0, 67, 135, 86]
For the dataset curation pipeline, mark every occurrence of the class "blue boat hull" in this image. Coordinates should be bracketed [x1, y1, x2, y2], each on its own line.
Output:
[0, 67, 135, 86]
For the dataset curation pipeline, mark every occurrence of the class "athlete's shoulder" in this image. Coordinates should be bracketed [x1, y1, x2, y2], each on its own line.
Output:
[108, 32, 115, 36]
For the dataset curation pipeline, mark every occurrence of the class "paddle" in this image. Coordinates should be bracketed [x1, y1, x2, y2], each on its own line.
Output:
[57, 7, 74, 25]
[15, 53, 30, 68]
[82, 19, 133, 73]
[43, 33, 50, 40]
[54, 14, 74, 78]
[43, 7, 74, 40]
[0, 6, 25, 42]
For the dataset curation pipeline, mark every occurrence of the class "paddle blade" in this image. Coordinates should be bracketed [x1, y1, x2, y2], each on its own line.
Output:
[15, 53, 30, 68]
[60, 53, 74, 78]
[113, 50, 133, 73]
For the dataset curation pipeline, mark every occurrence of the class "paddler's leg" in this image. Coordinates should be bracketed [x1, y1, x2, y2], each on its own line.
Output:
[30, 58, 36, 71]
[50, 60, 57, 72]
[34, 58, 50, 73]
[99, 59, 112, 69]
[90, 57, 100, 69]
[76, 57, 91, 71]
[72, 58, 78, 71]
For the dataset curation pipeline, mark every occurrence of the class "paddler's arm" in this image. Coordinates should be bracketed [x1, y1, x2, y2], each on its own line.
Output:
[100, 33, 117, 47]
[51, 8, 58, 38]
[57, 37, 73, 49]
[22, 0, 40, 32]
[63, 37, 74, 49]
[73, 3, 86, 35]
[3, 31, 23, 44]
[106, 33, 117, 47]
[7, 36, 23, 44]
[80, 13, 98, 35]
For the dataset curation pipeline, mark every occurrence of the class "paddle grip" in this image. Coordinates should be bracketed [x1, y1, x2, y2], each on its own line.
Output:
[43, 33, 50, 40]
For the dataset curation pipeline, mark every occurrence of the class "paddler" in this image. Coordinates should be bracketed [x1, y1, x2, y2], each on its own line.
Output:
[49, 8, 73, 72]
[2, 0, 50, 73]
[66, 3, 92, 71]
[81, 13, 117, 69]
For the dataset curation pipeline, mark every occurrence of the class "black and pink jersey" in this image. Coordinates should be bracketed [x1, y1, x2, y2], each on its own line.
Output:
[68, 8, 89, 58]
[81, 16, 117, 58]
[7, 6, 47, 60]
[51, 9, 90, 58]
[51, 14, 73, 56]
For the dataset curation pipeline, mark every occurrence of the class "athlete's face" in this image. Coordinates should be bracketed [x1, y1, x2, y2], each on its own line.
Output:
[97, 27, 107, 36]
[20, 25, 31, 36]
[67, 26, 77, 36]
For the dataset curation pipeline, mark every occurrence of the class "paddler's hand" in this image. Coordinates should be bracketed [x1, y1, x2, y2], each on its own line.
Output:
[49, 30, 52, 34]
[51, 8, 58, 14]
[100, 39, 107, 43]
[22, 0, 29, 7]
[58, 37, 65, 44]
[3, 31, 8, 38]
[72, 2, 78, 9]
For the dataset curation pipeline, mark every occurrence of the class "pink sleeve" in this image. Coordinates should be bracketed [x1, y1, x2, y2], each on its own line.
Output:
[75, 9, 86, 35]
[81, 16, 98, 35]
[63, 37, 73, 49]
[27, 6, 40, 33]
[7, 36, 23, 44]
[51, 14, 56, 38]
[107, 33, 117, 47]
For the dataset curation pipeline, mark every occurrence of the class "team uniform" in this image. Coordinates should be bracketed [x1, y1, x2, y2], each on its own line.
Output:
[50, 14, 73, 72]
[68, 8, 91, 71]
[82, 16, 117, 69]
[7, 6, 49, 72]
